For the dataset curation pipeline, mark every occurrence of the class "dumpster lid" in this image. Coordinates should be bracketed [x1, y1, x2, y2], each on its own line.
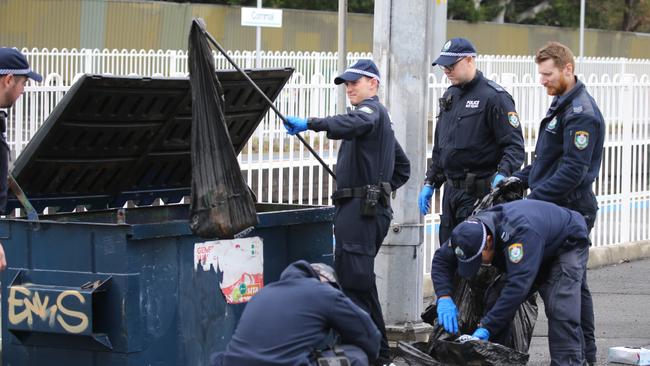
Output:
[8, 70, 293, 212]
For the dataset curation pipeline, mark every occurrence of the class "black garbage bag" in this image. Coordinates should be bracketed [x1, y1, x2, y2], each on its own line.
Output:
[187, 20, 258, 238]
[431, 339, 529, 366]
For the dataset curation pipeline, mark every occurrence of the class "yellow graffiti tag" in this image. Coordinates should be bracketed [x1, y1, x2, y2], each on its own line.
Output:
[7, 286, 89, 334]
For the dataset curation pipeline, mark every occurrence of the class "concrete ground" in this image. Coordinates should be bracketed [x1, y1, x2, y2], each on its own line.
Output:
[527, 257, 650, 365]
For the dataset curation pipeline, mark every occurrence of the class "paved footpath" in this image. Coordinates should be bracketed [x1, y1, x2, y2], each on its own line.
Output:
[528, 257, 650, 365]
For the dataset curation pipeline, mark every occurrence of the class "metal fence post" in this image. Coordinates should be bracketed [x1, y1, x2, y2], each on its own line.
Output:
[620, 74, 634, 243]
[84, 49, 94, 75]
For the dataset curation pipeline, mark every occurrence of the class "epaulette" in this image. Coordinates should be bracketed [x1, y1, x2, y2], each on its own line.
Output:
[486, 80, 505, 92]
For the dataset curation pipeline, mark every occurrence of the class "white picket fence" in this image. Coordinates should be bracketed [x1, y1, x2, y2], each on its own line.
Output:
[6, 48, 650, 276]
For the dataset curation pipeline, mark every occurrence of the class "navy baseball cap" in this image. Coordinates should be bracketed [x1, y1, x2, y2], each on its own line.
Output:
[432, 38, 477, 67]
[0, 48, 42, 82]
[334, 59, 381, 85]
[450, 219, 487, 278]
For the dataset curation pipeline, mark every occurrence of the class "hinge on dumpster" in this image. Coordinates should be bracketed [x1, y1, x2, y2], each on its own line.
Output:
[6, 270, 113, 349]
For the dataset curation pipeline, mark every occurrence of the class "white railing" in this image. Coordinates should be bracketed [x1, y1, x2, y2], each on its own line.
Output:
[6, 48, 650, 278]
[20, 48, 650, 86]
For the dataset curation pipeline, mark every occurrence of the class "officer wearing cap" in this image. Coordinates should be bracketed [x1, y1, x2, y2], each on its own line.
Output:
[0, 47, 42, 272]
[418, 38, 525, 246]
[283, 59, 410, 365]
[512, 41, 603, 365]
[211, 260, 381, 366]
[431, 199, 591, 365]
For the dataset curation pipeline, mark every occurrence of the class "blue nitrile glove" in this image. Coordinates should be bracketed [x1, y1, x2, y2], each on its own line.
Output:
[491, 173, 506, 188]
[436, 297, 458, 334]
[472, 327, 490, 341]
[418, 184, 435, 215]
[284, 116, 308, 135]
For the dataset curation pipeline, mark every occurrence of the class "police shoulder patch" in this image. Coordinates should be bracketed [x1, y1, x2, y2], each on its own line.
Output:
[358, 106, 375, 114]
[507, 112, 520, 128]
[574, 131, 589, 150]
[508, 243, 524, 263]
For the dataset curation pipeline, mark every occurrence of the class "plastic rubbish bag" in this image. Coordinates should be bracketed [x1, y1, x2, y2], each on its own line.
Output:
[187, 20, 258, 238]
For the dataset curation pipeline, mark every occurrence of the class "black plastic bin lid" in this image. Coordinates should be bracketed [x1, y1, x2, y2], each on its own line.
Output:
[7, 69, 293, 213]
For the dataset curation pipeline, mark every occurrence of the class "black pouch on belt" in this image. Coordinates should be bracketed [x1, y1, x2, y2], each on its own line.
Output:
[361, 184, 381, 217]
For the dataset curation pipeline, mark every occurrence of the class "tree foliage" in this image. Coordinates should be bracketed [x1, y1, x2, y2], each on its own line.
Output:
[156, 0, 650, 32]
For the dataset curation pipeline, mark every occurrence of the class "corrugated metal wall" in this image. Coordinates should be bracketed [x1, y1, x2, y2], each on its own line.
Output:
[0, 0, 648, 58]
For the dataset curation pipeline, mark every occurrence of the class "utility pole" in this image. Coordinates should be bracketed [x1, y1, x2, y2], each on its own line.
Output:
[431, 0, 448, 78]
[374, 0, 432, 343]
[337, 0, 348, 114]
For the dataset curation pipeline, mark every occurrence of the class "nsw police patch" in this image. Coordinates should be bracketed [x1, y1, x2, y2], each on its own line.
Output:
[507, 112, 520, 128]
[442, 40, 451, 51]
[574, 131, 589, 150]
[547, 118, 558, 130]
[358, 106, 374, 114]
[508, 243, 524, 263]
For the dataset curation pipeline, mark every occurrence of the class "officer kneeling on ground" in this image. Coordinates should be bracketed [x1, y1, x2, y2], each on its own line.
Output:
[211, 260, 381, 366]
[431, 199, 592, 366]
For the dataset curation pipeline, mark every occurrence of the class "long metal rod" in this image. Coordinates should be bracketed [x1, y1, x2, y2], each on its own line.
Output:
[8, 175, 39, 222]
[197, 21, 337, 180]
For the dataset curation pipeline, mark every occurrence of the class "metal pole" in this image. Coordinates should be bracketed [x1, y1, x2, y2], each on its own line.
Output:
[579, 0, 585, 58]
[337, 0, 348, 115]
[374, 0, 432, 341]
[431, 0, 448, 78]
[196, 20, 337, 180]
[256, 0, 262, 68]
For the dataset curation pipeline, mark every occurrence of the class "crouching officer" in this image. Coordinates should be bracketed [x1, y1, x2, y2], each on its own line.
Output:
[431, 199, 592, 365]
[211, 260, 381, 366]
[419, 38, 525, 245]
[283, 59, 410, 365]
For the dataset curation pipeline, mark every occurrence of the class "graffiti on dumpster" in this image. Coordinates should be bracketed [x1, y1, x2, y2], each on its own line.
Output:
[194, 237, 264, 304]
[7, 286, 89, 334]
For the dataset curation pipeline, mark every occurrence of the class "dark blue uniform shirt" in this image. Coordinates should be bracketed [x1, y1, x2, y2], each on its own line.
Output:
[308, 96, 410, 191]
[426, 71, 525, 186]
[431, 200, 590, 335]
[514, 79, 605, 204]
[0, 111, 8, 213]
[216, 260, 381, 366]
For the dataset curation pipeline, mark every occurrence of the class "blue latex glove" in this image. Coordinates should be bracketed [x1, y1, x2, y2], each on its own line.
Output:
[284, 116, 308, 135]
[491, 173, 506, 188]
[472, 327, 490, 341]
[436, 297, 458, 334]
[418, 185, 434, 215]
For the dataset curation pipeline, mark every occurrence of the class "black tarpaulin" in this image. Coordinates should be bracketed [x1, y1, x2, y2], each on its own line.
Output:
[188, 20, 257, 238]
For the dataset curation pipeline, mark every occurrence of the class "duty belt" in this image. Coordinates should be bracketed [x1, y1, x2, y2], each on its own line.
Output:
[331, 183, 391, 204]
[446, 173, 491, 195]
[331, 187, 368, 201]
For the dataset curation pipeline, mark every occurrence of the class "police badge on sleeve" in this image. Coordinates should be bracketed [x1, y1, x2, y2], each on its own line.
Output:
[507, 112, 520, 128]
[508, 243, 524, 263]
[574, 131, 589, 150]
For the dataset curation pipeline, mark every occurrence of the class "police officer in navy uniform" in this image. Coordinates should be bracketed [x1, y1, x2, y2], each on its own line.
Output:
[283, 59, 410, 365]
[512, 41, 604, 365]
[418, 38, 525, 245]
[211, 260, 381, 366]
[431, 199, 591, 366]
[0, 48, 43, 272]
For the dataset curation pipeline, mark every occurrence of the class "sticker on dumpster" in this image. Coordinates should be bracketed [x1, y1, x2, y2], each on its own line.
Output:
[194, 237, 264, 304]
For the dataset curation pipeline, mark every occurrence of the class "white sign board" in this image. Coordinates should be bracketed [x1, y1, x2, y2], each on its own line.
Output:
[241, 7, 283, 28]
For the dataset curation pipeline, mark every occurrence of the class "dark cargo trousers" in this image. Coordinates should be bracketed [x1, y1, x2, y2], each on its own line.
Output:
[538, 243, 590, 366]
[333, 198, 392, 361]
